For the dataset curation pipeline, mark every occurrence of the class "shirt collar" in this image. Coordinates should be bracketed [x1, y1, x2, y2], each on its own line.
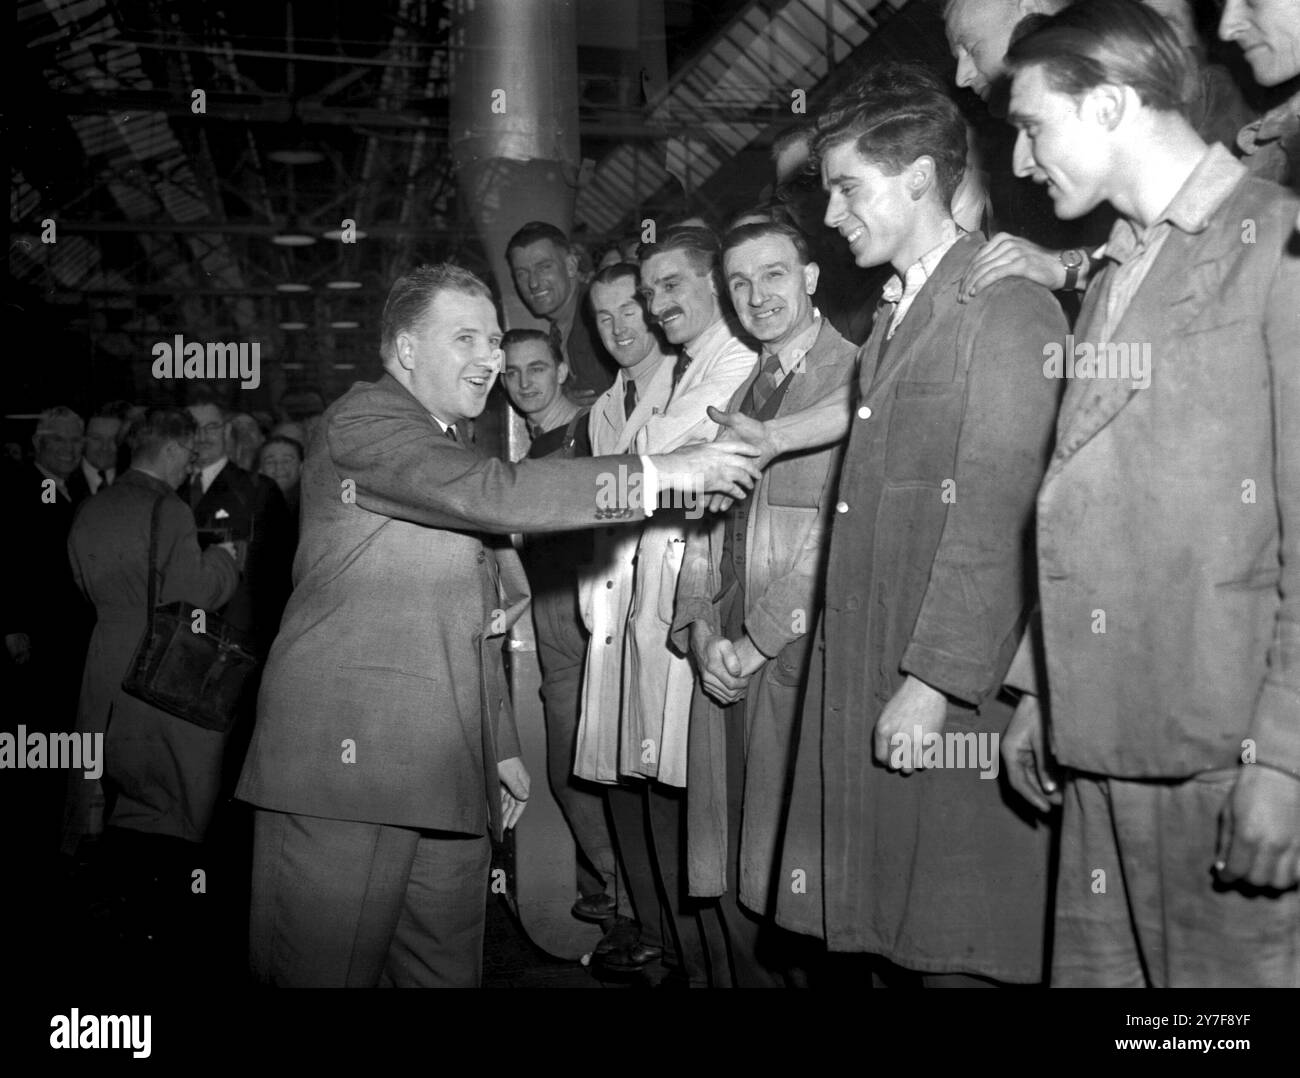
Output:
[1099, 142, 1245, 265]
[199, 456, 228, 490]
[681, 317, 734, 365]
[82, 458, 113, 484]
[760, 310, 822, 374]
[882, 219, 964, 304]
[1237, 89, 1300, 155]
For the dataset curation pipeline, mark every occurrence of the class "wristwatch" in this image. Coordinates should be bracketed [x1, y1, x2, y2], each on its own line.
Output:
[1059, 248, 1086, 291]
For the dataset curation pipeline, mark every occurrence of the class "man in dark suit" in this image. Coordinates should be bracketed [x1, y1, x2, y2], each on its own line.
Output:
[178, 393, 293, 659]
[66, 401, 130, 507]
[235, 263, 761, 987]
[1, 406, 94, 854]
[507, 221, 617, 401]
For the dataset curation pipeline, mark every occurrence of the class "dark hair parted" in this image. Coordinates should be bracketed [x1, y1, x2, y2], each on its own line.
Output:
[261, 434, 305, 462]
[812, 61, 967, 208]
[129, 407, 197, 462]
[721, 220, 813, 267]
[501, 327, 563, 367]
[506, 221, 571, 258]
[1006, 0, 1193, 114]
[589, 261, 642, 293]
[379, 263, 494, 364]
[636, 225, 722, 278]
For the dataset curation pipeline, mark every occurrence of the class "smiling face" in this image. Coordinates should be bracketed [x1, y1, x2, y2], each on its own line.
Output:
[946, 0, 1022, 102]
[724, 234, 818, 350]
[639, 249, 720, 348]
[398, 289, 503, 426]
[821, 140, 919, 273]
[33, 415, 84, 480]
[1008, 63, 1114, 220]
[508, 239, 578, 319]
[590, 275, 658, 369]
[1220, 0, 1300, 87]
[84, 416, 122, 471]
[258, 442, 301, 494]
[501, 338, 568, 416]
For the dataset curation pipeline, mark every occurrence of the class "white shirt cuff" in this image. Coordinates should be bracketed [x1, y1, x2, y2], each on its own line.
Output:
[638, 453, 658, 517]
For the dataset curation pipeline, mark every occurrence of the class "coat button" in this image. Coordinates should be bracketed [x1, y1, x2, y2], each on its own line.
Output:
[836, 500, 849, 514]
[605, 635, 613, 645]
[606, 580, 614, 588]
[477, 552, 486, 563]
[857, 405, 871, 419]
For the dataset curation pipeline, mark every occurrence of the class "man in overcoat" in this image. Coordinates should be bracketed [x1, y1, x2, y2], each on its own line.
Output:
[671, 220, 856, 986]
[999, 0, 1300, 986]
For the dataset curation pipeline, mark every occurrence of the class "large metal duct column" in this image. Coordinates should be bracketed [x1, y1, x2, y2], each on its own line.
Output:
[449, 0, 596, 959]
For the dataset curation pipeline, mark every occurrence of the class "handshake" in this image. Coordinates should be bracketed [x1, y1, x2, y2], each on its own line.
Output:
[647, 409, 777, 506]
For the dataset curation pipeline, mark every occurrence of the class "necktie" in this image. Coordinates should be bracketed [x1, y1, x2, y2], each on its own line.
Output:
[669, 350, 693, 400]
[447, 424, 460, 443]
[749, 352, 786, 415]
[548, 322, 565, 361]
[623, 378, 638, 420]
[189, 476, 204, 509]
[97, 468, 109, 490]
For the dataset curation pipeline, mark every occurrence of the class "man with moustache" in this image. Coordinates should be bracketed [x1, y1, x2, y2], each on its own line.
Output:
[1220, 0, 1300, 189]
[998, 0, 1299, 986]
[671, 221, 856, 987]
[498, 328, 618, 927]
[236, 263, 760, 987]
[507, 221, 616, 401]
[575, 235, 755, 985]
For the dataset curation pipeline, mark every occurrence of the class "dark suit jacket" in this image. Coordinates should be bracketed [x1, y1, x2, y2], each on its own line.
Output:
[179, 461, 292, 655]
[0, 464, 91, 700]
[236, 372, 645, 839]
[561, 287, 617, 398]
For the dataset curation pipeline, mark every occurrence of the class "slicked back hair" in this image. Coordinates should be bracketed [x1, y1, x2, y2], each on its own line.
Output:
[130, 407, 197, 463]
[721, 220, 813, 267]
[501, 327, 563, 367]
[380, 263, 494, 364]
[506, 221, 571, 259]
[636, 225, 722, 294]
[1006, 0, 1193, 114]
[589, 262, 641, 293]
[813, 63, 968, 209]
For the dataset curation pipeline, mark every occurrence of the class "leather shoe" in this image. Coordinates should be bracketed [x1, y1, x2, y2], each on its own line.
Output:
[601, 942, 663, 972]
[593, 915, 640, 956]
[571, 893, 617, 923]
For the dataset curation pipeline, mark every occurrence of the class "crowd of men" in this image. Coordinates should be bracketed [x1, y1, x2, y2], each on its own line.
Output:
[8, 0, 1297, 990]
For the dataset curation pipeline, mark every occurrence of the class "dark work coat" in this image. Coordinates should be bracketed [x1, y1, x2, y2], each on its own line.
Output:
[64, 469, 238, 850]
[560, 287, 618, 399]
[774, 235, 1064, 983]
[178, 461, 293, 657]
[236, 372, 647, 840]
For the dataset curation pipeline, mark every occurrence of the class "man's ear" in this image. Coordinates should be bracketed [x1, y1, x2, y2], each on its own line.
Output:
[564, 251, 580, 280]
[557, 360, 571, 385]
[803, 260, 820, 297]
[393, 330, 417, 373]
[1085, 83, 1127, 131]
[906, 155, 937, 202]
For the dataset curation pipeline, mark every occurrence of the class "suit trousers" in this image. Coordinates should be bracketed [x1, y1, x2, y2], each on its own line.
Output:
[249, 808, 491, 987]
[532, 578, 619, 901]
[1053, 770, 1300, 987]
[607, 778, 706, 982]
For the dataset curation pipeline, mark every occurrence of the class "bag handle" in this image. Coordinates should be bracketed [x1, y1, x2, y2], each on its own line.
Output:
[144, 492, 167, 623]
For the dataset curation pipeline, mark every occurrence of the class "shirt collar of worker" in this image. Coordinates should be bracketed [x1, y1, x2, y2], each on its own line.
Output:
[82, 456, 114, 491]
[759, 308, 821, 376]
[1098, 142, 1245, 266]
[679, 317, 734, 370]
[881, 217, 964, 307]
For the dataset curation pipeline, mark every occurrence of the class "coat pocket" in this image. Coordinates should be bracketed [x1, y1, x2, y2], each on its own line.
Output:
[883, 380, 964, 484]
